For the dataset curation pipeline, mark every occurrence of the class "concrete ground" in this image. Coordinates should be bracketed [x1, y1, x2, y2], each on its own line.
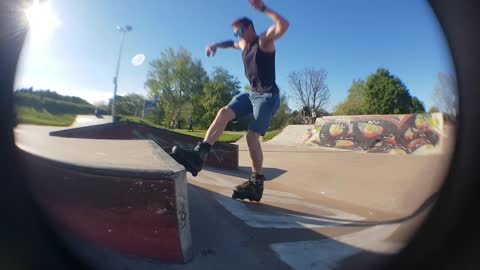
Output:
[13, 115, 455, 270]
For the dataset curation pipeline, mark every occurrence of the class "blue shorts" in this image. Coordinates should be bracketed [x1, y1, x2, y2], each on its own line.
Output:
[227, 87, 280, 136]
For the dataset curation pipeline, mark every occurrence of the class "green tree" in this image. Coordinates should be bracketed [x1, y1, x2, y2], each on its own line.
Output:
[410, 96, 426, 113]
[111, 93, 145, 117]
[333, 79, 366, 115]
[316, 108, 331, 116]
[145, 47, 208, 127]
[287, 111, 304, 125]
[94, 100, 109, 114]
[199, 67, 241, 129]
[364, 68, 413, 114]
[428, 106, 440, 113]
[269, 92, 291, 130]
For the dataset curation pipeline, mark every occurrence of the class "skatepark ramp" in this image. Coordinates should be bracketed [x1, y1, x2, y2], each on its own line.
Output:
[269, 113, 447, 154]
[265, 124, 315, 146]
[50, 121, 238, 169]
[13, 112, 453, 269]
[16, 129, 193, 263]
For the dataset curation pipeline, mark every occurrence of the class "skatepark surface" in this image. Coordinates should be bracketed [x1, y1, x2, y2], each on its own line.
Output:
[14, 115, 454, 270]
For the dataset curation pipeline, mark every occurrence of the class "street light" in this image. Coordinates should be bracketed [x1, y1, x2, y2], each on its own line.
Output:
[112, 24, 132, 122]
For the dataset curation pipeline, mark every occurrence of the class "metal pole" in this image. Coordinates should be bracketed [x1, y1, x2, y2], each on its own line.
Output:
[112, 31, 126, 122]
[142, 96, 145, 120]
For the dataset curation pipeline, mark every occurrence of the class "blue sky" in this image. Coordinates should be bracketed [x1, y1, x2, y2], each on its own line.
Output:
[15, 0, 455, 112]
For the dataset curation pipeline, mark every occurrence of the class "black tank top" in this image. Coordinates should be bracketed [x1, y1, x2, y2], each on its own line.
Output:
[242, 37, 277, 93]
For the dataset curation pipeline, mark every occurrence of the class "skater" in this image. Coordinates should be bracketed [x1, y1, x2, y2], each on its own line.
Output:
[170, 0, 289, 202]
[311, 110, 316, 124]
[302, 105, 311, 124]
[188, 117, 194, 132]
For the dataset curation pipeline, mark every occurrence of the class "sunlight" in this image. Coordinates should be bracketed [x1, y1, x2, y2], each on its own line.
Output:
[24, 0, 60, 47]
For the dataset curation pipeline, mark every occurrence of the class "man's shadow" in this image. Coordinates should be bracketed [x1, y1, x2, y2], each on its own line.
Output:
[204, 166, 287, 182]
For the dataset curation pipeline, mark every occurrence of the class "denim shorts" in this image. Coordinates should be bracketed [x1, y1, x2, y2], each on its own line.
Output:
[227, 87, 280, 136]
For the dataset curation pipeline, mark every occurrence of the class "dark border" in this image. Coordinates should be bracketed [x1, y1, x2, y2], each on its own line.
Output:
[1, 1, 479, 269]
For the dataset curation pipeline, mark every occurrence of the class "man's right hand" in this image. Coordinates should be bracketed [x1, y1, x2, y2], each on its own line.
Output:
[249, 0, 266, 11]
[206, 45, 217, 57]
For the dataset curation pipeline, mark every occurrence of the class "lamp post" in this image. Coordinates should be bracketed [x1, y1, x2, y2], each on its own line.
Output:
[112, 24, 132, 122]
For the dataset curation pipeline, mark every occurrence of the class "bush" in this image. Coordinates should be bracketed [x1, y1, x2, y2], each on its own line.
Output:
[16, 106, 76, 126]
[15, 93, 95, 115]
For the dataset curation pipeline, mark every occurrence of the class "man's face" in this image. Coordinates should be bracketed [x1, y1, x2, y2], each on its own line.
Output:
[233, 24, 253, 42]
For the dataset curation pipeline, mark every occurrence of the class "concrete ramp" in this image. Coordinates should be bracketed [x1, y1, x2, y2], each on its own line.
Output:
[16, 127, 192, 263]
[14, 121, 453, 269]
[265, 124, 314, 146]
[307, 113, 445, 154]
[71, 115, 113, 127]
[265, 113, 448, 155]
[50, 121, 238, 170]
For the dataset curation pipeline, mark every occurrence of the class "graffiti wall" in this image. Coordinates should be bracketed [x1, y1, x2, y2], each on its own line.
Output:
[304, 113, 444, 154]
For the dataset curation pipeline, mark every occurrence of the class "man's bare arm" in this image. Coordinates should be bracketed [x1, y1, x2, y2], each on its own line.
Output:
[250, 0, 289, 44]
[263, 6, 289, 41]
[206, 40, 242, 57]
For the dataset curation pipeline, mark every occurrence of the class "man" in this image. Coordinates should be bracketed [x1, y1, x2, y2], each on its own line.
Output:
[171, 0, 289, 202]
[302, 105, 311, 124]
[188, 117, 194, 132]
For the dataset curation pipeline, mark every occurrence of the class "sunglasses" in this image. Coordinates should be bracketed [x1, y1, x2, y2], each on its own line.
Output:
[234, 27, 244, 38]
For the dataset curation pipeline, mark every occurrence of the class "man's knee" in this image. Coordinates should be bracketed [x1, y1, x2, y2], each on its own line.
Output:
[246, 130, 261, 143]
[216, 106, 236, 123]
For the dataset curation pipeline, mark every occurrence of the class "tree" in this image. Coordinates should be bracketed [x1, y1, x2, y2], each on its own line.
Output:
[333, 79, 366, 115]
[287, 110, 304, 125]
[94, 100, 109, 114]
[410, 96, 426, 113]
[289, 67, 330, 113]
[145, 47, 208, 127]
[199, 67, 241, 128]
[109, 93, 144, 117]
[269, 92, 291, 130]
[364, 68, 414, 114]
[316, 108, 331, 116]
[432, 72, 457, 119]
[428, 106, 440, 113]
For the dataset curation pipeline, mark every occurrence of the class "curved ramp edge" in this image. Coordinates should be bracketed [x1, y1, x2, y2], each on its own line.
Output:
[50, 121, 239, 170]
[17, 140, 192, 264]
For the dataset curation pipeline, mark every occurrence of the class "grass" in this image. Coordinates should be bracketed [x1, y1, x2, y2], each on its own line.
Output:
[262, 129, 282, 142]
[16, 106, 76, 126]
[118, 115, 161, 127]
[118, 116, 244, 143]
[173, 129, 243, 143]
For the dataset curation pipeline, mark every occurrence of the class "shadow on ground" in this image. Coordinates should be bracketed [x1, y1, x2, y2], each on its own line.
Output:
[203, 166, 287, 182]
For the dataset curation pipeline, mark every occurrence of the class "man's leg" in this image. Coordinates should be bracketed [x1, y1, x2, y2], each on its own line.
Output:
[232, 90, 280, 201]
[203, 107, 236, 145]
[246, 90, 280, 175]
[246, 130, 263, 175]
[171, 92, 251, 176]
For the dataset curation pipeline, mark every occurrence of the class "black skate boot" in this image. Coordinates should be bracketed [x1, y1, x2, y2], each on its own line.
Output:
[232, 173, 265, 202]
[170, 141, 211, 177]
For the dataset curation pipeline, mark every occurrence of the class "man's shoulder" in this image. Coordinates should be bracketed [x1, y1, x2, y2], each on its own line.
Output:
[258, 33, 275, 52]
[236, 39, 246, 50]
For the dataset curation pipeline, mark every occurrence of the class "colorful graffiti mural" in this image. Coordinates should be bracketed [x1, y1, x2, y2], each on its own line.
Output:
[304, 113, 444, 154]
